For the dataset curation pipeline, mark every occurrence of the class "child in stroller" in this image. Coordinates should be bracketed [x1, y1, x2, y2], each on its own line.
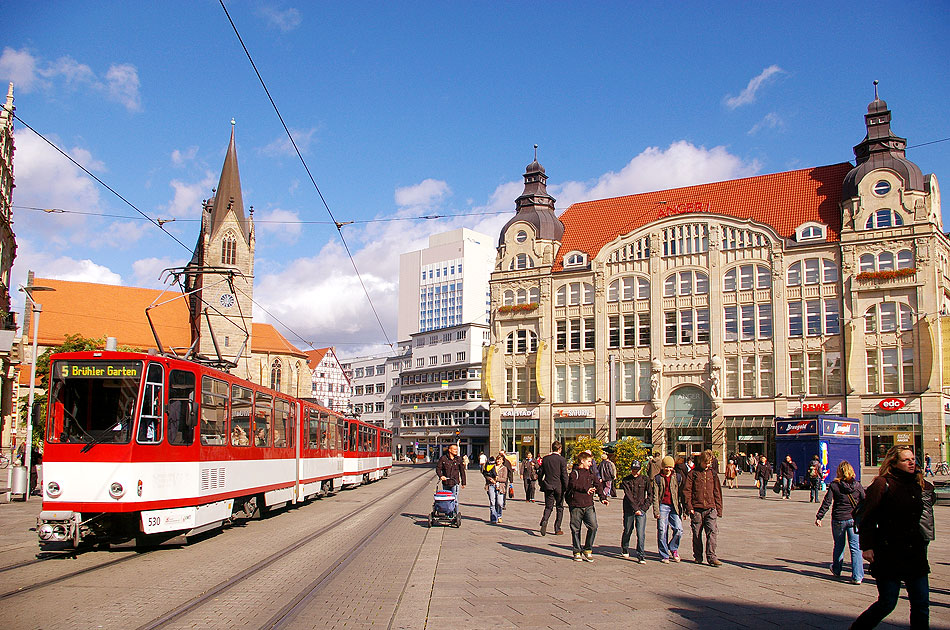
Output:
[429, 486, 462, 527]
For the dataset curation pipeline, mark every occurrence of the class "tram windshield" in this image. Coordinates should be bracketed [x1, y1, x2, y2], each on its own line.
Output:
[46, 360, 143, 445]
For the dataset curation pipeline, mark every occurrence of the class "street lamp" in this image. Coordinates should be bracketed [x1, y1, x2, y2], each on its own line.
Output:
[19, 284, 55, 501]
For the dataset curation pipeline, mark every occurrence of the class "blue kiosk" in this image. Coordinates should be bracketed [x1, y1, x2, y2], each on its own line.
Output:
[775, 416, 862, 486]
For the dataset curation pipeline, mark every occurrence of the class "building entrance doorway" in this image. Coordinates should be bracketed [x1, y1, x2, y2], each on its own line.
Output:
[664, 386, 712, 457]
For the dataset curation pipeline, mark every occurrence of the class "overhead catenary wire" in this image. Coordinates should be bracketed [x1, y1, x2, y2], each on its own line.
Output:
[218, 0, 395, 355]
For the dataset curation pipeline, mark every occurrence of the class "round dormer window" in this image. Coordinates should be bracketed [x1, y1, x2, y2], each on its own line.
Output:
[515, 230, 528, 243]
[873, 180, 891, 196]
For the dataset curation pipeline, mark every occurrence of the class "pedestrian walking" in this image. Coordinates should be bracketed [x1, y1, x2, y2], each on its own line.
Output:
[478, 451, 487, 468]
[923, 453, 933, 477]
[683, 449, 723, 567]
[435, 444, 466, 498]
[620, 460, 652, 563]
[462, 454, 470, 469]
[565, 451, 608, 562]
[652, 455, 687, 563]
[747, 453, 756, 474]
[755, 455, 773, 499]
[481, 454, 509, 524]
[646, 451, 663, 480]
[674, 455, 690, 480]
[498, 450, 515, 508]
[724, 460, 738, 489]
[850, 446, 935, 629]
[779, 455, 797, 500]
[808, 454, 823, 502]
[598, 452, 618, 498]
[815, 460, 865, 584]
[538, 441, 569, 536]
[520, 452, 538, 502]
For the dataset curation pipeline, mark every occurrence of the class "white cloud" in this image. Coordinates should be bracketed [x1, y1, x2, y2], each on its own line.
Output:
[132, 256, 188, 288]
[171, 146, 199, 167]
[748, 112, 784, 135]
[551, 141, 760, 208]
[259, 6, 302, 31]
[724, 65, 785, 109]
[0, 47, 40, 91]
[104, 63, 142, 111]
[86, 220, 151, 250]
[0, 47, 142, 112]
[395, 179, 451, 208]
[11, 239, 123, 297]
[165, 173, 215, 218]
[261, 127, 318, 157]
[255, 208, 302, 244]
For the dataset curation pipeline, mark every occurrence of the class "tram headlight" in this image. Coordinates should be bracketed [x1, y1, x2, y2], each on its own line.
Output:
[46, 481, 62, 498]
[38, 524, 54, 540]
[52, 524, 67, 540]
[109, 482, 125, 499]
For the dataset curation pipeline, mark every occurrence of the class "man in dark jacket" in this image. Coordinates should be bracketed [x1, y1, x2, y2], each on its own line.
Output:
[435, 444, 466, 497]
[566, 451, 608, 561]
[598, 453, 618, 498]
[620, 460, 652, 563]
[520, 452, 539, 502]
[645, 452, 663, 480]
[808, 454, 822, 502]
[755, 455, 773, 499]
[498, 450, 515, 508]
[683, 449, 723, 567]
[779, 455, 797, 500]
[537, 441, 569, 536]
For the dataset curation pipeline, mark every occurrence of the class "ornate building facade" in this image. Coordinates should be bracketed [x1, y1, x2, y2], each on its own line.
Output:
[486, 90, 947, 467]
[0, 83, 17, 462]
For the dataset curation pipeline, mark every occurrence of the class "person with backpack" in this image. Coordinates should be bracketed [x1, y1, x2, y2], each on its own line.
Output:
[779, 455, 797, 500]
[652, 455, 687, 563]
[619, 460, 652, 563]
[566, 450, 608, 561]
[850, 446, 935, 629]
[754, 455, 773, 500]
[815, 460, 866, 584]
[808, 454, 823, 502]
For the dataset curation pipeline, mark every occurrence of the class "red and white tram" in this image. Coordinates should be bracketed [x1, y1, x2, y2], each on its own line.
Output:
[36, 350, 392, 549]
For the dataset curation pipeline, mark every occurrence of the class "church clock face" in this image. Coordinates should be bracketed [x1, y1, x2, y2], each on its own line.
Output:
[219, 293, 235, 309]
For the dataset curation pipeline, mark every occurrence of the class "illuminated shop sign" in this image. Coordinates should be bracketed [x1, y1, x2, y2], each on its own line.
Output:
[658, 201, 711, 218]
[878, 398, 905, 411]
[802, 403, 830, 413]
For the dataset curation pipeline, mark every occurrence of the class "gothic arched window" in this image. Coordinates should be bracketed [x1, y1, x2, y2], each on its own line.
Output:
[270, 359, 282, 391]
[221, 232, 237, 266]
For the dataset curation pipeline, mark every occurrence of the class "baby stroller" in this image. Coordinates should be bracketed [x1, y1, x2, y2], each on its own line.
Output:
[429, 485, 461, 528]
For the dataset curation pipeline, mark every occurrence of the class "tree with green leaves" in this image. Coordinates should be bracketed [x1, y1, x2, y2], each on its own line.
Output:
[612, 437, 650, 480]
[566, 436, 603, 466]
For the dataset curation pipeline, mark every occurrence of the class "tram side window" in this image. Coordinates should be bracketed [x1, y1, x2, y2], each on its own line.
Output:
[307, 409, 320, 449]
[254, 392, 273, 447]
[337, 419, 344, 451]
[138, 363, 164, 444]
[167, 370, 196, 446]
[320, 412, 330, 450]
[349, 423, 359, 452]
[274, 399, 292, 448]
[231, 385, 252, 446]
[201, 377, 229, 446]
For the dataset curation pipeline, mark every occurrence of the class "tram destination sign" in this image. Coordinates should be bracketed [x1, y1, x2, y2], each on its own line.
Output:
[56, 360, 142, 379]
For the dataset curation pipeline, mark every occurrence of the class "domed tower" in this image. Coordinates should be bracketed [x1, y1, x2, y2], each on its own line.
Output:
[185, 122, 256, 375]
[497, 149, 564, 270]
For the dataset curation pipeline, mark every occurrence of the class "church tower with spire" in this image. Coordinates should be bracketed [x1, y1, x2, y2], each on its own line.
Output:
[185, 122, 256, 378]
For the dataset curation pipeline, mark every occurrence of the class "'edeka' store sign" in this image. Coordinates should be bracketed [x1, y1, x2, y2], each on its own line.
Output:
[776, 419, 818, 436]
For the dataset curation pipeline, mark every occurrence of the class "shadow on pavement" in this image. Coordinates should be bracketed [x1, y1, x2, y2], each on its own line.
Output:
[499, 541, 572, 558]
[666, 594, 862, 628]
[722, 558, 842, 582]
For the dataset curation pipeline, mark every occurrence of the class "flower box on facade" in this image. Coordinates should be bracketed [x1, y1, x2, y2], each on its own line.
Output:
[498, 302, 539, 314]
[855, 268, 917, 282]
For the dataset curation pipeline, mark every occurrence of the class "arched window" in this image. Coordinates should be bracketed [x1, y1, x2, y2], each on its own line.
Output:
[786, 259, 836, 286]
[516, 288, 528, 304]
[897, 249, 914, 269]
[663, 271, 708, 297]
[859, 254, 875, 273]
[878, 252, 895, 271]
[864, 303, 914, 333]
[503, 290, 515, 306]
[865, 209, 904, 229]
[555, 282, 594, 306]
[607, 276, 649, 301]
[860, 250, 915, 273]
[508, 253, 534, 270]
[565, 252, 587, 267]
[506, 329, 539, 354]
[270, 359, 282, 391]
[221, 232, 237, 266]
[529, 287, 540, 303]
[724, 265, 771, 292]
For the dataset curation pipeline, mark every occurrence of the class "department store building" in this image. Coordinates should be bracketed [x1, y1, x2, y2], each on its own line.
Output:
[486, 91, 947, 467]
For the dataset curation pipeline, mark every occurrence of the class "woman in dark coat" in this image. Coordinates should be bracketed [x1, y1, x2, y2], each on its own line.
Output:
[850, 446, 935, 629]
[814, 460, 865, 584]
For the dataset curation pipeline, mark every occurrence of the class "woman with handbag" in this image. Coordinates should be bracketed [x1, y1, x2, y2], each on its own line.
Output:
[850, 446, 935, 629]
[482, 454, 509, 524]
[815, 460, 865, 584]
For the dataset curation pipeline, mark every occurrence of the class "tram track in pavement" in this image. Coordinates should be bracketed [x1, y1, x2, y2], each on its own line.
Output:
[0, 466, 414, 605]
[136, 465, 432, 630]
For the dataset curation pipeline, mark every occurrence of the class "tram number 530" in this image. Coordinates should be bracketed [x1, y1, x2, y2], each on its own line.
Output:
[147, 516, 162, 527]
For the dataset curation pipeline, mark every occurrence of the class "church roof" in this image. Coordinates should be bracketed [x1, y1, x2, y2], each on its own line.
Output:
[24, 278, 306, 359]
[554, 163, 853, 270]
[304, 347, 330, 370]
[209, 125, 251, 243]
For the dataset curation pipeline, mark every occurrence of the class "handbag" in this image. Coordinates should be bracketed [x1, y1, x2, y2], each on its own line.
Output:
[508, 483, 515, 498]
[772, 479, 781, 494]
[755, 479, 760, 488]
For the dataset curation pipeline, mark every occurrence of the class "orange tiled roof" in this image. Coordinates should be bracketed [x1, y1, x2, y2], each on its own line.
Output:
[27, 278, 306, 359]
[304, 347, 330, 370]
[28, 278, 191, 350]
[554, 163, 853, 270]
[251, 323, 308, 359]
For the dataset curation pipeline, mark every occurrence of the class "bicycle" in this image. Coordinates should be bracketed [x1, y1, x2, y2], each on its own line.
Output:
[0, 452, 10, 469]
[935, 461, 950, 476]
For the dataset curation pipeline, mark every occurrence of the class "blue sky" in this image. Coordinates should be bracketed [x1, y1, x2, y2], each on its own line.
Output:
[3, 1, 948, 356]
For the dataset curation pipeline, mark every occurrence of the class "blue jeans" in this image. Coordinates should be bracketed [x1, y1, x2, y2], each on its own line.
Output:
[831, 519, 863, 582]
[656, 504, 682, 559]
[780, 476, 792, 498]
[487, 485, 503, 523]
[570, 505, 598, 553]
[758, 478, 768, 498]
[622, 511, 647, 559]
[851, 574, 929, 629]
[810, 480, 821, 502]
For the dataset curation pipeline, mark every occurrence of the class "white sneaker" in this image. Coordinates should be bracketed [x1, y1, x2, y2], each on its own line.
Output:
[621, 551, 630, 558]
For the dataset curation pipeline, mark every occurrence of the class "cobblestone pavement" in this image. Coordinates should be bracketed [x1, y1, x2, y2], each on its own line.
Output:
[0, 468, 947, 629]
